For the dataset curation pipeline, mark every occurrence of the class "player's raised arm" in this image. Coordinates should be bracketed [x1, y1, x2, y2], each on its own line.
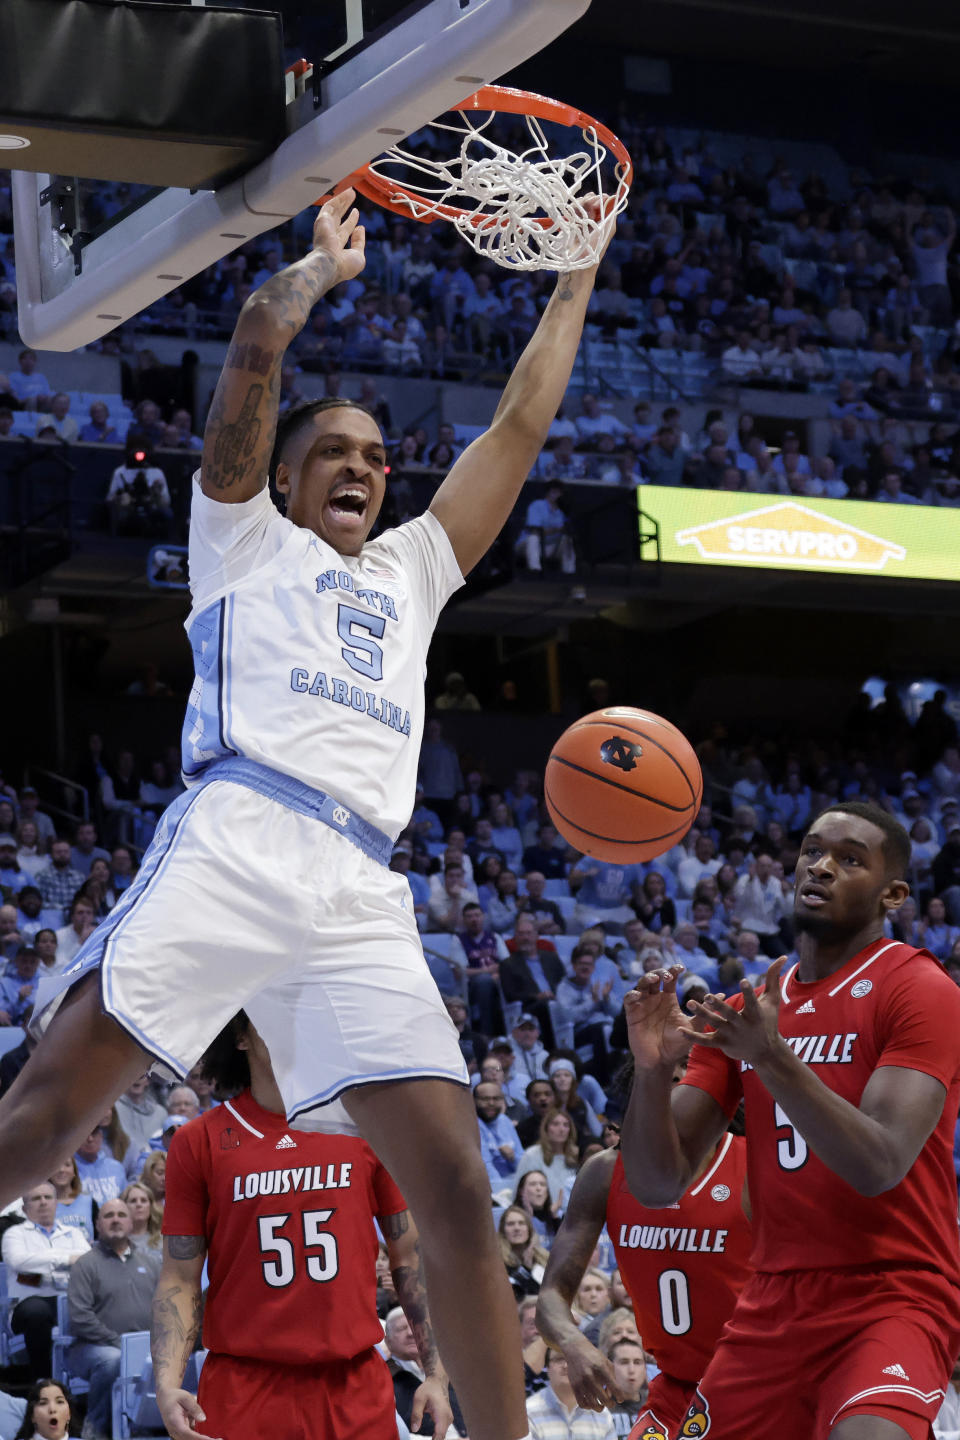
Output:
[152, 1234, 214, 1440]
[620, 969, 730, 1207]
[536, 1149, 622, 1412]
[428, 261, 598, 574]
[200, 190, 366, 502]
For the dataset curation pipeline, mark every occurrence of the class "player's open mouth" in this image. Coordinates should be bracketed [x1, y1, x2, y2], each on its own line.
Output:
[327, 485, 369, 527]
[799, 883, 830, 907]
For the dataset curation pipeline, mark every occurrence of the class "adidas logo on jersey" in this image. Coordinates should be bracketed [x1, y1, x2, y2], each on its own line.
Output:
[882, 1364, 910, 1379]
[275, 1134, 298, 1150]
[796, 1000, 816, 1014]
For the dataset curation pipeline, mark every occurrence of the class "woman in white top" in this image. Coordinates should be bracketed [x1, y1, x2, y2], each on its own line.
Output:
[12, 1378, 78, 1439]
[514, 1108, 579, 1207]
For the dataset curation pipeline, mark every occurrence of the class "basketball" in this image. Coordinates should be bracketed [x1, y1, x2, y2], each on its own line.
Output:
[545, 707, 703, 863]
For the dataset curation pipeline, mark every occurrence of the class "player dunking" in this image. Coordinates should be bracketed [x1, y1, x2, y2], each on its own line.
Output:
[622, 800, 960, 1440]
[536, 1070, 751, 1440]
[153, 1012, 452, 1440]
[0, 188, 606, 1439]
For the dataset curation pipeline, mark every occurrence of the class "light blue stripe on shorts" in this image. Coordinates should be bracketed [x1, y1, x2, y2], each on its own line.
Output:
[205, 757, 393, 867]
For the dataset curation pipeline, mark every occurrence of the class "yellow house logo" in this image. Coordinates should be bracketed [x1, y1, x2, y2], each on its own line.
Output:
[674, 501, 907, 571]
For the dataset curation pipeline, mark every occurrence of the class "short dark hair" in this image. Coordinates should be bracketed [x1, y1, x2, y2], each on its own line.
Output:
[805, 800, 910, 879]
[269, 398, 380, 484]
[462, 902, 483, 915]
[526, 1078, 553, 1099]
[35, 928, 56, 943]
[198, 1011, 251, 1094]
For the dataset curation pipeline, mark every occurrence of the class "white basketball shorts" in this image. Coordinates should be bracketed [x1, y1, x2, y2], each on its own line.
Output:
[36, 759, 468, 1134]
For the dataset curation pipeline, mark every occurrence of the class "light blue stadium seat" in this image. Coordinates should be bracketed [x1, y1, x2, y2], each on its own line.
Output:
[556, 895, 577, 933]
[422, 932, 454, 958]
[51, 1293, 90, 1397]
[553, 935, 579, 970]
[543, 878, 570, 899]
[111, 1330, 161, 1440]
[420, 932, 463, 998]
[0, 1267, 26, 1367]
[452, 423, 486, 446]
[0, 1027, 25, 1059]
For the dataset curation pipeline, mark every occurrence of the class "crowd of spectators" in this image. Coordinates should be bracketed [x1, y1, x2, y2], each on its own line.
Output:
[5, 113, 960, 535]
[3, 681, 960, 1429]
[4, 105, 960, 1434]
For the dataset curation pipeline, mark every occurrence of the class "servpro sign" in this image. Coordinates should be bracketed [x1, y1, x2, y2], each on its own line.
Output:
[640, 488, 960, 581]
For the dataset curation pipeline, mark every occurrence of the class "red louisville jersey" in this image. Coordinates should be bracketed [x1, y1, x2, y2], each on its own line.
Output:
[607, 1132, 751, 1382]
[683, 939, 960, 1282]
[163, 1090, 406, 1364]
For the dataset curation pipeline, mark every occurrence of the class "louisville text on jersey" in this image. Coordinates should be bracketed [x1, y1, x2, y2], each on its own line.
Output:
[232, 1162, 353, 1201]
[740, 1031, 857, 1073]
[616, 1224, 730, 1253]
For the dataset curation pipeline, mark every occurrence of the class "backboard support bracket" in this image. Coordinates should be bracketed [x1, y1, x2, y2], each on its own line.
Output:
[13, 0, 592, 351]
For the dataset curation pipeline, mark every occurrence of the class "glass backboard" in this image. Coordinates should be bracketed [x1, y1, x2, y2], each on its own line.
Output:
[12, 0, 591, 351]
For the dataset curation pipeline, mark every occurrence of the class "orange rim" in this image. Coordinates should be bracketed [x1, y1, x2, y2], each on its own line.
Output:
[324, 83, 633, 228]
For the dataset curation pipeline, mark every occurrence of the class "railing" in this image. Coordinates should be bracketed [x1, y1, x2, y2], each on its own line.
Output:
[25, 766, 90, 826]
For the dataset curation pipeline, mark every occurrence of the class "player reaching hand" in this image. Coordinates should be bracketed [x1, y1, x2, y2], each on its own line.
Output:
[621, 801, 960, 1440]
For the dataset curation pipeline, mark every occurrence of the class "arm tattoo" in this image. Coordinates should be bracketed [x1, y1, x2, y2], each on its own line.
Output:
[209, 383, 264, 488]
[151, 1281, 204, 1388]
[392, 1240, 441, 1377]
[254, 252, 339, 341]
[166, 1235, 206, 1260]
[557, 277, 575, 301]
[201, 250, 335, 492]
[378, 1210, 410, 1241]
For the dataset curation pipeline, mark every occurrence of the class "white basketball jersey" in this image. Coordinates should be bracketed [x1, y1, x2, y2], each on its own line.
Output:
[182, 479, 462, 837]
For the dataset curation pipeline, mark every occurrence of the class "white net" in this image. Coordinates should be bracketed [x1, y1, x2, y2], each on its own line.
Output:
[361, 106, 631, 271]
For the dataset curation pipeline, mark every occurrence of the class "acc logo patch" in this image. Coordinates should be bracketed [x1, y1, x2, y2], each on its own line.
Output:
[679, 1389, 711, 1437]
[710, 1183, 731, 1202]
[600, 735, 642, 772]
[851, 979, 873, 998]
[219, 1127, 241, 1150]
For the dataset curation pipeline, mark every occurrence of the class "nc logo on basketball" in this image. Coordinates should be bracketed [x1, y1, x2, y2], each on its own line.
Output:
[679, 1389, 711, 1436]
[600, 736, 641, 772]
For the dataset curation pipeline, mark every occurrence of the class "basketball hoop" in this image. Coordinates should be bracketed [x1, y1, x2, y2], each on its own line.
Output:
[338, 85, 632, 271]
